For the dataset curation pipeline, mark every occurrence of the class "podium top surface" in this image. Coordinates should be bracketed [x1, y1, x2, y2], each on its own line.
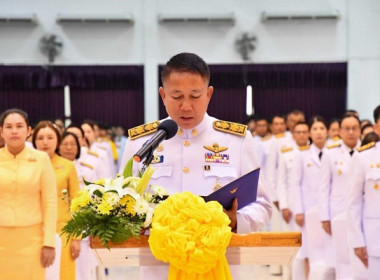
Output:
[90, 231, 301, 249]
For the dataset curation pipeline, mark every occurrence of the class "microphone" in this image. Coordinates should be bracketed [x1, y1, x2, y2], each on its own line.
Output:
[133, 119, 178, 163]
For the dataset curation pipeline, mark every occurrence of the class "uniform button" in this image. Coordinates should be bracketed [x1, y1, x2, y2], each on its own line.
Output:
[183, 167, 189, 173]
[191, 129, 198, 136]
[184, 141, 190, 147]
[177, 129, 183, 136]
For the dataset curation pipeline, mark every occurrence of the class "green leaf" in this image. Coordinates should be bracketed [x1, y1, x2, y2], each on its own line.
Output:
[83, 178, 92, 186]
[122, 157, 134, 178]
[105, 190, 118, 194]
[93, 190, 103, 197]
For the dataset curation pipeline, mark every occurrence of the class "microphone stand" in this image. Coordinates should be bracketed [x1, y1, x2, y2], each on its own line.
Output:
[140, 148, 155, 174]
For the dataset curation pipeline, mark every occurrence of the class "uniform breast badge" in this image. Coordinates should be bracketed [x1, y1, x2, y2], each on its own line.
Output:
[151, 155, 164, 164]
[307, 162, 313, 167]
[204, 143, 229, 164]
[337, 169, 342, 176]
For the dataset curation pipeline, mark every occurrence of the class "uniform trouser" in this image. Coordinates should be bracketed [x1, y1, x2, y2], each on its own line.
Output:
[76, 238, 98, 280]
[368, 256, 380, 280]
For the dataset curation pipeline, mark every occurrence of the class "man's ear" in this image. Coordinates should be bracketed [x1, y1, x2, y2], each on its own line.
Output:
[207, 86, 214, 99]
[159, 87, 166, 104]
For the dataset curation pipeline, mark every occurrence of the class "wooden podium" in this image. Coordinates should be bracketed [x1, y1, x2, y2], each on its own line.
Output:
[91, 232, 301, 266]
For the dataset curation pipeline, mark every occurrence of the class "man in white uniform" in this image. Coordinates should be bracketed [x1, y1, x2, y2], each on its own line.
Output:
[347, 105, 380, 280]
[120, 52, 272, 279]
[319, 114, 366, 279]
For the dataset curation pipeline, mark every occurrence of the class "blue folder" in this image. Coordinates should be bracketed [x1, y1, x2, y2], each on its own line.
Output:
[203, 168, 260, 210]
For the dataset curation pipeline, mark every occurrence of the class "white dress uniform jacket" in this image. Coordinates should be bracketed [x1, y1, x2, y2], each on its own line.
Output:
[292, 144, 325, 215]
[79, 147, 107, 180]
[266, 132, 294, 202]
[319, 142, 360, 221]
[120, 114, 272, 233]
[277, 142, 302, 211]
[347, 141, 380, 256]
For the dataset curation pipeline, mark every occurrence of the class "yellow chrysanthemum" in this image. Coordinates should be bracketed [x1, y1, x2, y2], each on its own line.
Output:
[97, 200, 113, 215]
[119, 195, 136, 215]
[76, 189, 90, 207]
[70, 197, 81, 213]
[149, 192, 232, 280]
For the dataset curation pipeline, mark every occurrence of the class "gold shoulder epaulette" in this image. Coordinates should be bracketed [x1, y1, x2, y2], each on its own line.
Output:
[299, 145, 310, 151]
[80, 161, 94, 170]
[213, 120, 246, 137]
[87, 150, 99, 157]
[128, 121, 160, 140]
[275, 133, 285, 139]
[358, 142, 376, 152]
[327, 143, 341, 149]
[281, 147, 293, 153]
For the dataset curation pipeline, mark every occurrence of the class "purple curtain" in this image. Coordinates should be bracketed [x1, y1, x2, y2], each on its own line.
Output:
[159, 63, 347, 123]
[0, 65, 144, 130]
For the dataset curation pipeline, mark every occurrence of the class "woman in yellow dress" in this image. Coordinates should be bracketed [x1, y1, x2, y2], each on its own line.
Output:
[0, 108, 57, 280]
[33, 120, 81, 280]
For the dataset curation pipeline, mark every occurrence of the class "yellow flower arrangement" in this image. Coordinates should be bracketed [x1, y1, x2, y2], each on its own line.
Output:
[61, 158, 168, 248]
[149, 192, 232, 279]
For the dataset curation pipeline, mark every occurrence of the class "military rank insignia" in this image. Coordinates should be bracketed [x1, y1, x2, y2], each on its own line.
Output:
[213, 120, 246, 136]
[205, 153, 229, 163]
[128, 121, 160, 140]
[204, 143, 229, 163]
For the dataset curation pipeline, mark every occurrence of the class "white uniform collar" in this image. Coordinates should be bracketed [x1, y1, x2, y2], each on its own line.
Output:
[341, 141, 361, 153]
[176, 114, 210, 139]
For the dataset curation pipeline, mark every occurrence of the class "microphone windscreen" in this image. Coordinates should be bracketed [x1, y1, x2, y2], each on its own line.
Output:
[158, 119, 178, 140]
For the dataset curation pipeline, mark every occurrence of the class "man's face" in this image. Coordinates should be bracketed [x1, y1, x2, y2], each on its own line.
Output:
[287, 113, 305, 133]
[340, 117, 361, 148]
[159, 72, 213, 130]
[255, 120, 269, 137]
[293, 124, 309, 146]
[271, 117, 286, 135]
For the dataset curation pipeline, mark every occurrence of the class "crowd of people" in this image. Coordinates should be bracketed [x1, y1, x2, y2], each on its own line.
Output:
[0, 110, 127, 280]
[0, 51, 379, 280]
[245, 106, 380, 280]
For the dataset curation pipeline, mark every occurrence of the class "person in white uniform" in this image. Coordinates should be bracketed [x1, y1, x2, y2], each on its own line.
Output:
[67, 124, 110, 180]
[119, 52, 272, 280]
[291, 116, 331, 279]
[277, 121, 310, 280]
[319, 114, 367, 279]
[82, 121, 115, 178]
[347, 105, 380, 280]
